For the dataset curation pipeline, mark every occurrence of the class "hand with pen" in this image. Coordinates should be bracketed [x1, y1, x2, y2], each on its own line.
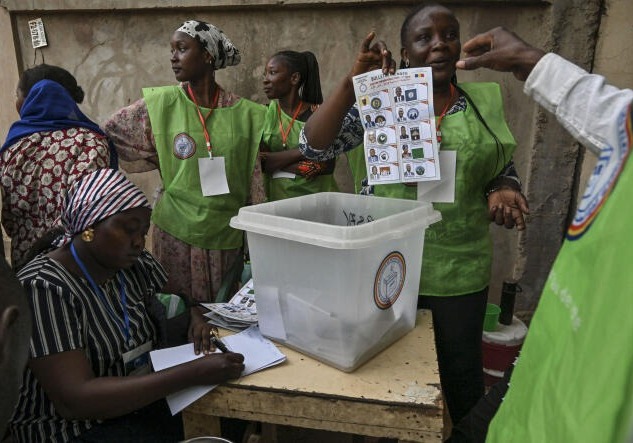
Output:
[178, 324, 245, 384]
[183, 348, 245, 385]
[188, 307, 244, 376]
[210, 328, 230, 353]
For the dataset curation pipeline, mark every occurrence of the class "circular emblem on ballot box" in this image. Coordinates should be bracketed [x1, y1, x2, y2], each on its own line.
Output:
[374, 251, 406, 309]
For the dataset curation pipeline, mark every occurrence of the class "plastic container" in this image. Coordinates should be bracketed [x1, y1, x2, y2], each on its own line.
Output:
[230, 192, 441, 372]
[482, 316, 528, 386]
[483, 303, 501, 332]
[180, 438, 234, 443]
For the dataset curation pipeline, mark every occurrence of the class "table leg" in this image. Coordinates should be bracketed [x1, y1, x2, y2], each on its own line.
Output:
[182, 410, 222, 439]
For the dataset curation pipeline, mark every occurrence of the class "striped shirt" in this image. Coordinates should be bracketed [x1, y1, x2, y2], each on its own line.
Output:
[11, 250, 167, 442]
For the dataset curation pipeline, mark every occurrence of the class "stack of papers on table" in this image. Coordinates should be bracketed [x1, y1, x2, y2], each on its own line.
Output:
[150, 324, 286, 415]
[200, 279, 258, 331]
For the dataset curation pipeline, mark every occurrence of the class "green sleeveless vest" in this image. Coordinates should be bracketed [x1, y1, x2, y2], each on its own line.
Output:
[143, 86, 266, 249]
[349, 82, 516, 296]
[261, 100, 338, 201]
[487, 117, 633, 443]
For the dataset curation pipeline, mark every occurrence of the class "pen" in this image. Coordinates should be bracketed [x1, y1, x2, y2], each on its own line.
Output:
[211, 336, 229, 353]
[210, 330, 229, 353]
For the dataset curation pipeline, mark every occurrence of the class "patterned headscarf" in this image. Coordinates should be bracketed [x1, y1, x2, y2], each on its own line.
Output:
[176, 20, 241, 70]
[54, 169, 150, 247]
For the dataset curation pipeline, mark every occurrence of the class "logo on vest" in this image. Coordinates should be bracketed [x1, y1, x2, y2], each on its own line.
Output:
[173, 133, 196, 159]
[568, 107, 632, 240]
[374, 251, 406, 310]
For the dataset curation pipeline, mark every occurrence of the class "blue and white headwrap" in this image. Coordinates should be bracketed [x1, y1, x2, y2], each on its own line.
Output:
[54, 169, 150, 247]
[176, 20, 241, 70]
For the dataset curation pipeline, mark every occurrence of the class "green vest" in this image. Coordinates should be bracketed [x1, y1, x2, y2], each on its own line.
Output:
[346, 143, 368, 194]
[143, 86, 265, 249]
[261, 100, 338, 201]
[349, 83, 516, 296]
[487, 119, 633, 442]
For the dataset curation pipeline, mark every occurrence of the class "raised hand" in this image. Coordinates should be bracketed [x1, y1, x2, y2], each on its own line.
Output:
[350, 31, 396, 78]
[456, 27, 545, 81]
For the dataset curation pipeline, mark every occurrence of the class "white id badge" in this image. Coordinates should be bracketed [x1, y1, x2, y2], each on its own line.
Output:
[273, 171, 296, 179]
[198, 156, 230, 196]
[417, 151, 456, 203]
[123, 341, 152, 376]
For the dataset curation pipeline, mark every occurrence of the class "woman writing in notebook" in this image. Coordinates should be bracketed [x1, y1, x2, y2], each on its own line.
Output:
[10, 169, 244, 443]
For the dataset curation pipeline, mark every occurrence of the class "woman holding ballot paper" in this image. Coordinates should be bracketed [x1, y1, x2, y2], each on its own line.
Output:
[299, 4, 529, 424]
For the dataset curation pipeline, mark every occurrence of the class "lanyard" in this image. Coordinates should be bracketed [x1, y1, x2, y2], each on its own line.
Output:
[70, 243, 130, 345]
[435, 83, 456, 144]
[187, 83, 220, 158]
[277, 100, 303, 148]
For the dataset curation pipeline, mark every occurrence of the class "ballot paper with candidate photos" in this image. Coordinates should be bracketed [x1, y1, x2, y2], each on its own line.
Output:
[200, 279, 258, 331]
[354, 68, 441, 185]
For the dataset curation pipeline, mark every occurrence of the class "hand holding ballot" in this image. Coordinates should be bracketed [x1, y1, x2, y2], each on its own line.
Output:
[353, 67, 441, 185]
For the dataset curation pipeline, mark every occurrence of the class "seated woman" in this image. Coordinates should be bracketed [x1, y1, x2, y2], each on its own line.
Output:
[10, 169, 244, 443]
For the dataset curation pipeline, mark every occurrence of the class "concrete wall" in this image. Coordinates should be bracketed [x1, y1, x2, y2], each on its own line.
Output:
[577, 0, 633, 209]
[1, 0, 629, 311]
[0, 5, 18, 257]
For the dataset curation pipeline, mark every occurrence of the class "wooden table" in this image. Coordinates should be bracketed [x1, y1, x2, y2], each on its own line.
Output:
[183, 310, 443, 442]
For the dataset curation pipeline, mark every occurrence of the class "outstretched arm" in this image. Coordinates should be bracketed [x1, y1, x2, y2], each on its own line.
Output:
[102, 98, 160, 173]
[456, 26, 633, 156]
[524, 54, 633, 156]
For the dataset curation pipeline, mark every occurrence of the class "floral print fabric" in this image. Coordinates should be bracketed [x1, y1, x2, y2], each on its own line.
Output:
[0, 127, 110, 268]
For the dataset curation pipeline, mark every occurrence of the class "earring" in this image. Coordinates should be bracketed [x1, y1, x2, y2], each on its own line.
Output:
[81, 227, 95, 242]
[405, 59, 410, 68]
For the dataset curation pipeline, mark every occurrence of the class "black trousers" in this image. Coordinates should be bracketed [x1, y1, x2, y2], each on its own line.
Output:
[71, 400, 183, 443]
[446, 364, 514, 442]
[418, 288, 488, 425]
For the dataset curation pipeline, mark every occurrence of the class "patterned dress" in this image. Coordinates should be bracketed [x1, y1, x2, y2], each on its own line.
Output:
[103, 86, 265, 302]
[0, 127, 110, 269]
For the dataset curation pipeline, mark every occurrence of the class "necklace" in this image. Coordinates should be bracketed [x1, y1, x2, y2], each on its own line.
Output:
[277, 100, 303, 148]
[435, 83, 457, 144]
[187, 83, 220, 157]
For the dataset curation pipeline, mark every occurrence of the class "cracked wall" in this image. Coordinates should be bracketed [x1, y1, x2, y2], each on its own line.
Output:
[0, 0, 631, 311]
